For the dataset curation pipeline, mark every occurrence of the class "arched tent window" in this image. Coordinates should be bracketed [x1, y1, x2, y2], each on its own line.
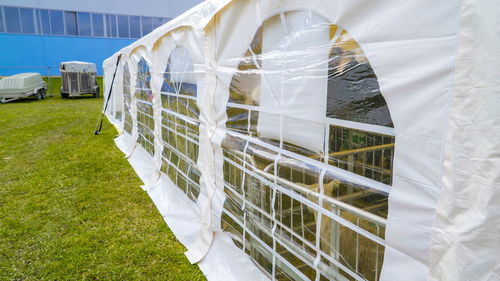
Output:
[327, 28, 394, 187]
[122, 63, 133, 134]
[222, 11, 394, 281]
[134, 57, 155, 155]
[160, 47, 200, 202]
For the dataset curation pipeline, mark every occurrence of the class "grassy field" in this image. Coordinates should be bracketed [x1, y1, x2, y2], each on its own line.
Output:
[0, 96, 205, 280]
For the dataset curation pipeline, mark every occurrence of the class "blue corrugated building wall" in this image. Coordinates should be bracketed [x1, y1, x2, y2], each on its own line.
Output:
[0, 34, 133, 75]
[0, 0, 202, 76]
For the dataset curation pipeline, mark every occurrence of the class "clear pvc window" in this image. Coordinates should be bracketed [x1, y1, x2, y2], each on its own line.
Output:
[122, 63, 132, 134]
[160, 47, 200, 202]
[134, 58, 155, 155]
[221, 11, 394, 281]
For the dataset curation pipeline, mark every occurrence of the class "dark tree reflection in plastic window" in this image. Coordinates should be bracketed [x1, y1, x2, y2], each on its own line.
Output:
[221, 11, 394, 281]
[327, 28, 393, 128]
[160, 47, 200, 202]
[134, 58, 155, 155]
[326, 25, 395, 186]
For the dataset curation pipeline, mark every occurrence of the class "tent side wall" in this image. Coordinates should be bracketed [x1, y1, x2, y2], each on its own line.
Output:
[102, 0, 499, 280]
[429, 0, 500, 280]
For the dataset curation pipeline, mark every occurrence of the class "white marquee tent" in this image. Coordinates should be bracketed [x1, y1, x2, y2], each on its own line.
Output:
[102, 0, 500, 280]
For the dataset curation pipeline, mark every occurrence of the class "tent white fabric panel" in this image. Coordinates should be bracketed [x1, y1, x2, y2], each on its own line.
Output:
[256, 11, 329, 154]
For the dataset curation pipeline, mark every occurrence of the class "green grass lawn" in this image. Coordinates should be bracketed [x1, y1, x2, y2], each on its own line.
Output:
[0, 96, 205, 280]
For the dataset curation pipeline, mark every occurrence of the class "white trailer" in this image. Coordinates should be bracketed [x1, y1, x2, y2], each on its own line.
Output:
[0, 73, 47, 103]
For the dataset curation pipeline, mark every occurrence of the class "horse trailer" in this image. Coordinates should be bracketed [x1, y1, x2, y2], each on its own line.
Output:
[60, 61, 99, 98]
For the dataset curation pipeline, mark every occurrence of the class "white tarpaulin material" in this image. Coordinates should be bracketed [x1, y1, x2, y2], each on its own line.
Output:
[60, 61, 97, 73]
[103, 0, 500, 280]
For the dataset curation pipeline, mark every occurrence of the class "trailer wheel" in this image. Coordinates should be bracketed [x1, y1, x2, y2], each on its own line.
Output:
[93, 86, 100, 98]
[60, 86, 67, 99]
[36, 91, 42, 100]
[40, 89, 46, 99]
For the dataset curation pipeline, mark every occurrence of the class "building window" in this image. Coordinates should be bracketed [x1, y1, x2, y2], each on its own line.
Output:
[38, 9, 51, 35]
[117, 15, 129, 38]
[129, 16, 141, 38]
[5, 7, 21, 33]
[20, 8, 35, 34]
[91, 13, 104, 37]
[77, 12, 91, 36]
[152, 17, 163, 29]
[141, 16, 153, 35]
[49, 10, 64, 35]
[0, 6, 168, 39]
[0, 7, 5, 33]
[106, 14, 117, 37]
[64, 11, 77, 36]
